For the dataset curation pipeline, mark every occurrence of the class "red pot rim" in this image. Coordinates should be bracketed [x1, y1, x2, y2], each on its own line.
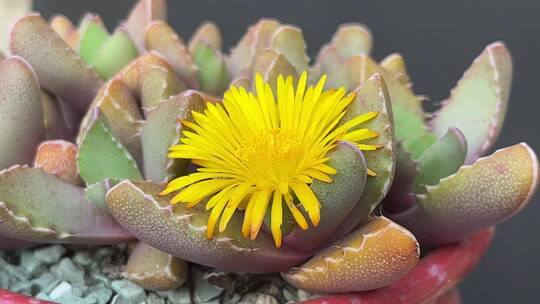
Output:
[300, 227, 494, 304]
[0, 228, 494, 304]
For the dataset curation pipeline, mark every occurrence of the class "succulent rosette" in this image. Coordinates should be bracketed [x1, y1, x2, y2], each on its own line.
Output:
[0, 0, 537, 302]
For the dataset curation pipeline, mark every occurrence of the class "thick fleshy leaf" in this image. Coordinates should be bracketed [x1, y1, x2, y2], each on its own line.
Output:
[381, 53, 411, 86]
[10, 14, 103, 112]
[106, 180, 309, 273]
[145, 21, 198, 88]
[389, 143, 538, 246]
[34, 140, 82, 186]
[125, 0, 167, 51]
[0, 235, 33, 250]
[0, 56, 45, 169]
[85, 178, 120, 210]
[189, 21, 222, 53]
[114, 51, 172, 98]
[42, 90, 70, 139]
[270, 25, 309, 74]
[329, 23, 373, 58]
[50, 14, 75, 41]
[141, 91, 205, 182]
[141, 66, 187, 114]
[252, 49, 297, 87]
[77, 112, 143, 186]
[334, 74, 396, 237]
[302, 228, 493, 304]
[78, 79, 143, 164]
[403, 133, 437, 160]
[124, 242, 188, 291]
[413, 128, 467, 193]
[317, 54, 426, 142]
[92, 27, 139, 80]
[227, 19, 281, 78]
[77, 15, 109, 65]
[192, 43, 229, 95]
[283, 216, 419, 293]
[0, 166, 131, 244]
[283, 142, 367, 252]
[431, 42, 512, 164]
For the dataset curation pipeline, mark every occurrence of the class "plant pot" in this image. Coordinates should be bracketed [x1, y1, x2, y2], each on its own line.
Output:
[0, 228, 493, 304]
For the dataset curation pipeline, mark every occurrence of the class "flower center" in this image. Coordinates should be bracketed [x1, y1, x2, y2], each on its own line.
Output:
[238, 128, 300, 163]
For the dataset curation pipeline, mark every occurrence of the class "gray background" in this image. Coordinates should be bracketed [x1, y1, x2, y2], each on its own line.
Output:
[33, 1, 540, 303]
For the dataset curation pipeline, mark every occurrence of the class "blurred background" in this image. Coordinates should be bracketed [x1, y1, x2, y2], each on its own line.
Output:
[28, 1, 540, 302]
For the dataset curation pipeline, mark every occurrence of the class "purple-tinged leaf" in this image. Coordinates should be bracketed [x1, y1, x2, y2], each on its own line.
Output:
[0, 56, 45, 169]
[10, 14, 103, 112]
[388, 143, 538, 247]
[0, 166, 132, 244]
[431, 42, 512, 164]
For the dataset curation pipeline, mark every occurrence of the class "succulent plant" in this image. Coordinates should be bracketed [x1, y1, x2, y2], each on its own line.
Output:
[0, 0, 537, 300]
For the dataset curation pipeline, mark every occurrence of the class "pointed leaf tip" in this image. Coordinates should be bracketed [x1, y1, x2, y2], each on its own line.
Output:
[431, 42, 512, 163]
[389, 143, 538, 246]
[0, 56, 45, 168]
[10, 13, 103, 112]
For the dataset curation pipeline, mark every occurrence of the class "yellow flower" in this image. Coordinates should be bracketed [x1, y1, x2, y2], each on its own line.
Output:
[160, 72, 379, 247]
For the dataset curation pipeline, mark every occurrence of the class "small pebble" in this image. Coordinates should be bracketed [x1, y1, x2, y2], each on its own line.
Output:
[73, 251, 94, 267]
[193, 268, 224, 303]
[111, 279, 147, 304]
[35, 291, 52, 301]
[148, 292, 166, 304]
[20, 251, 45, 276]
[162, 287, 192, 304]
[34, 245, 66, 265]
[0, 271, 10, 289]
[51, 258, 86, 283]
[49, 281, 72, 300]
[85, 286, 113, 304]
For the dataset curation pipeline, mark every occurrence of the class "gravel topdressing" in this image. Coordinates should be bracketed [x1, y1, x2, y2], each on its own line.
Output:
[0, 244, 317, 304]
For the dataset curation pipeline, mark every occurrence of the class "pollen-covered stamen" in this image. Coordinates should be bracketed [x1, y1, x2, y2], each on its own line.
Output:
[161, 71, 380, 247]
[238, 128, 301, 162]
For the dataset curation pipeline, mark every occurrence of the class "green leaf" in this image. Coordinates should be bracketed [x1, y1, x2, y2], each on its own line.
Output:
[77, 113, 142, 185]
[141, 91, 205, 183]
[283, 142, 367, 252]
[92, 27, 139, 79]
[77, 79, 143, 164]
[414, 128, 467, 193]
[431, 42, 512, 163]
[78, 16, 110, 65]
[390, 143, 539, 246]
[333, 74, 396, 237]
[403, 132, 437, 160]
[85, 178, 121, 209]
[192, 43, 229, 95]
